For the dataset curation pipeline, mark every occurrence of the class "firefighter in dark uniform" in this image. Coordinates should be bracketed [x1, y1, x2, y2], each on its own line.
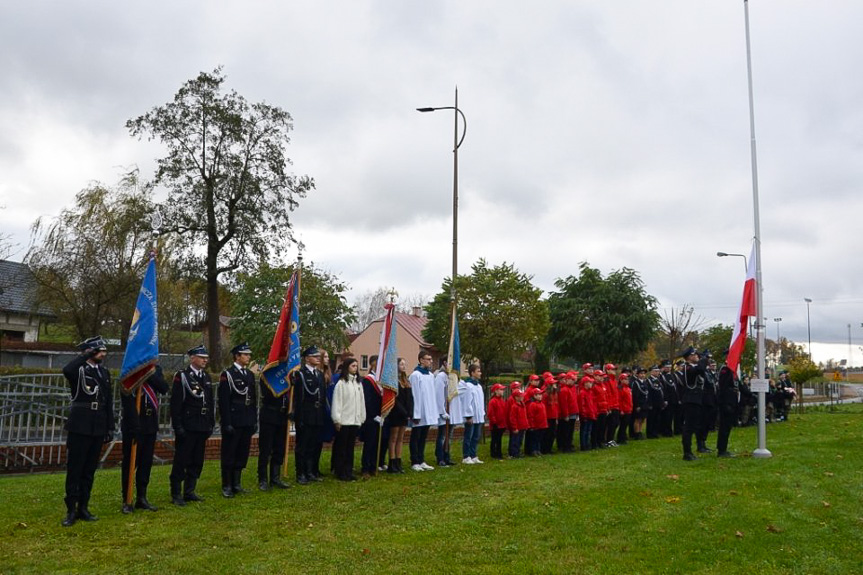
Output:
[291, 346, 327, 485]
[61, 336, 115, 527]
[716, 357, 739, 457]
[658, 360, 678, 437]
[218, 342, 258, 498]
[257, 370, 292, 491]
[646, 365, 665, 439]
[671, 360, 686, 434]
[169, 345, 215, 505]
[698, 358, 718, 453]
[121, 365, 168, 514]
[680, 346, 709, 461]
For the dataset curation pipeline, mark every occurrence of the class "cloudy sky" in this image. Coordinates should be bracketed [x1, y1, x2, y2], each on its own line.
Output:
[2, 1, 861, 364]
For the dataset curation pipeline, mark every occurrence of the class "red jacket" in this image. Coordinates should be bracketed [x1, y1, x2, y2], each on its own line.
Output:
[507, 401, 528, 433]
[605, 376, 620, 410]
[527, 400, 549, 430]
[487, 396, 507, 428]
[579, 387, 598, 421]
[618, 384, 633, 415]
[542, 389, 559, 419]
[558, 385, 572, 418]
[591, 380, 608, 413]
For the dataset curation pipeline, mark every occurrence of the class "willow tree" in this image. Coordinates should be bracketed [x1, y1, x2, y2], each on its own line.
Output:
[127, 67, 314, 358]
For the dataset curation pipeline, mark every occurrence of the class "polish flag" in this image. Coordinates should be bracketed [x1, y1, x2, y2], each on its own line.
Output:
[727, 245, 757, 373]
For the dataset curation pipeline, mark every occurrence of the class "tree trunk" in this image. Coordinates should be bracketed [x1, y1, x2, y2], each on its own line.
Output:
[206, 270, 221, 364]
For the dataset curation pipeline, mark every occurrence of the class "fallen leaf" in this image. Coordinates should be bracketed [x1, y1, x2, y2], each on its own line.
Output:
[16, 522, 27, 529]
[735, 531, 744, 538]
[361, 548, 370, 555]
[666, 474, 679, 481]
[766, 524, 783, 533]
[665, 496, 681, 504]
[822, 501, 831, 508]
[836, 454, 844, 459]
[729, 490, 739, 496]
[639, 490, 652, 497]
[307, 523, 314, 528]
[824, 472, 834, 477]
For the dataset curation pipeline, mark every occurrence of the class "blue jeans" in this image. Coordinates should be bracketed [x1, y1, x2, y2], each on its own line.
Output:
[435, 424, 453, 464]
[462, 422, 481, 459]
[580, 419, 594, 451]
[508, 431, 524, 457]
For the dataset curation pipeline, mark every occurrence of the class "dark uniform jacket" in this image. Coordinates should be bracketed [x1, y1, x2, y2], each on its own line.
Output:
[660, 371, 680, 405]
[62, 355, 114, 437]
[717, 366, 739, 407]
[681, 358, 710, 405]
[171, 366, 215, 434]
[121, 366, 169, 435]
[647, 376, 665, 409]
[291, 364, 327, 426]
[218, 364, 258, 429]
[631, 377, 650, 412]
[259, 377, 291, 426]
[703, 369, 718, 407]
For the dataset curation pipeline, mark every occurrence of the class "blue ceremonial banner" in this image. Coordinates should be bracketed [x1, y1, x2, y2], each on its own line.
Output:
[262, 271, 301, 397]
[120, 256, 159, 394]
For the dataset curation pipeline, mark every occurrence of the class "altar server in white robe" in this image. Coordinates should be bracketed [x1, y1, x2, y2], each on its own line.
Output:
[408, 350, 437, 471]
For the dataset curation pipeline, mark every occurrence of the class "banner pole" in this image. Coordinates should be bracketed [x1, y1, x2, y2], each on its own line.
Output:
[126, 386, 142, 506]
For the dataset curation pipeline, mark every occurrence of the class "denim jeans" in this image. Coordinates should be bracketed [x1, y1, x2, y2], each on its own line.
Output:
[434, 424, 453, 464]
[508, 430, 524, 457]
[580, 419, 594, 451]
[462, 422, 481, 459]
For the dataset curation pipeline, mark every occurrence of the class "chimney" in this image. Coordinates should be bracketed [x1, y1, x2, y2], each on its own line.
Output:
[412, 306, 422, 317]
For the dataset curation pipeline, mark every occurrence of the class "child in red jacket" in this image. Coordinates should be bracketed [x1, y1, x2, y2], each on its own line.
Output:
[507, 390, 528, 458]
[487, 384, 507, 460]
[578, 378, 597, 451]
[557, 374, 573, 453]
[526, 387, 549, 456]
[591, 370, 609, 449]
[541, 379, 559, 454]
[616, 373, 633, 445]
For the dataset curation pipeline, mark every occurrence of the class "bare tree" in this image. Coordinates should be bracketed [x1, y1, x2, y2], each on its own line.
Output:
[658, 304, 707, 360]
[351, 287, 430, 332]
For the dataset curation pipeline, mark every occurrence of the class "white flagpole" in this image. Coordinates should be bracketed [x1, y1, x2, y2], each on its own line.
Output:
[744, 0, 771, 458]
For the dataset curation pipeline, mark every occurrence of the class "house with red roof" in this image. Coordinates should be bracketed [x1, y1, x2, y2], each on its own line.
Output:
[348, 307, 441, 374]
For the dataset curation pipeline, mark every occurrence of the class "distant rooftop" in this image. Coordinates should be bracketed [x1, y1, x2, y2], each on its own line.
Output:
[0, 260, 55, 317]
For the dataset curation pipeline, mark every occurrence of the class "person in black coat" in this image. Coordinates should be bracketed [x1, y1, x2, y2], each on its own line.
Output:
[716, 361, 739, 457]
[646, 366, 665, 439]
[291, 346, 327, 485]
[659, 360, 679, 437]
[257, 370, 292, 491]
[630, 367, 650, 439]
[680, 346, 710, 461]
[360, 355, 386, 477]
[61, 336, 115, 527]
[698, 359, 719, 451]
[121, 365, 168, 514]
[218, 343, 258, 498]
[169, 345, 215, 505]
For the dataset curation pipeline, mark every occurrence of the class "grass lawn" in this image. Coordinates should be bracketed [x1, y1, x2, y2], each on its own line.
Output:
[2, 406, 862, 574]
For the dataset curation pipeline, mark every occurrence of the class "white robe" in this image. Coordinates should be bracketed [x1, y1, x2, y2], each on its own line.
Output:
[460, 379, 486, 424]
[409, 368, 438, 427]
[435, 370, 450, 426]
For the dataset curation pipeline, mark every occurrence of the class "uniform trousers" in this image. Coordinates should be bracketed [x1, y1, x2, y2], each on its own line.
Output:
[616, 413, 631, 444]
[681, 404, 703, 455]
[490, 425, 505, 459]
[661, 405, 674, 437]
[65, 432, 104, 508]
[540, 419, 557, 454]
[646, 407, 661, 438]
[294, 423, 322, 478]
[605, 410, 620, 444]
[698, 405, 717, 445]
[332, 425, 359, 479]
[408, 425, 430, 465]
[257, 421, 287, 480]
[592, 413, 607, 448]
[580, 419, 594, 451]
[121, 431, 156, 501]
[508, 430, 524, 457]
[221, 426, 253, 472]
[716, 404, 736, 454]
[170, 430, 208, 492]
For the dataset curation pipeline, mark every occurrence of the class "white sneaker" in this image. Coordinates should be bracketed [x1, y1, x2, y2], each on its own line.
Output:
[472, 457, 484, 464]
[411, 464, 424, 472]
[378, 465, 387, 472]
[420, 462, 435, 470]
[462, 457, 474, 465]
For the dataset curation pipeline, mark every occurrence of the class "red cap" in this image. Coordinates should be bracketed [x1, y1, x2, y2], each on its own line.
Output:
[557, 372, 568, 379]
[581, 363, 593, 371]
[604, 363, 617, 371]
[491, 383, 506, 392]
[528, 374, 540, 382]
[566, 371, 578, 379]
[618, 373, 630, 380]
[512, 389, 524, 397]
[593, 369, 604, 376]
[542, 371, 552, 378]
[510, 381, 522, 390]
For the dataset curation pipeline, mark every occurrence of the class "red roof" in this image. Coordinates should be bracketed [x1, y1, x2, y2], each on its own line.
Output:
[364, 312, 431, 347]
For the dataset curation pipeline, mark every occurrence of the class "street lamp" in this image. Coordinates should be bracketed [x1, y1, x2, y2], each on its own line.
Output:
[773, 317, 782, 342]
[804, 298, 812, 359]
[716, 251, 748, 272]
[417, 87, 467, 298]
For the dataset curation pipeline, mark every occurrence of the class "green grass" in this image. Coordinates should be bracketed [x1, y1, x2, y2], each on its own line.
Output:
[3, 407, 863, 574]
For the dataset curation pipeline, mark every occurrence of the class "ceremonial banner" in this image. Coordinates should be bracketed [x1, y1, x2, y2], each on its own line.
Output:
[446, 303, 461, 401]
[120, 255, 159, 394]
[727, 244, 757, 373]
[262, 270, 301, 397]
[376, 304, 399, 417]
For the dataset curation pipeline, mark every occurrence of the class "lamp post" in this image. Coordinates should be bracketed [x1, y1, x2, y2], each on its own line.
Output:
[804, 298, 812, 359]
[773, 317, 782, 369]
[773, 317, 782, 342]
[417, 87, 467, 298]
[716, 251, 748, 272]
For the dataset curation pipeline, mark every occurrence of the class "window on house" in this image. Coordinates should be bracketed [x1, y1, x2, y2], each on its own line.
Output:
[361, 355, 368, 370]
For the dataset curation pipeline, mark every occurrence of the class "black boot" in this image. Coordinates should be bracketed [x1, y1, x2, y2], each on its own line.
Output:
[270, 464, 290, 489]
[62, 498, 77, 527]
[76, 503, 98, 522]
[135, 486, 158, 511]
[122, 502, 135, 514]
[184, 478, 205, 502]
[171, 481, 186, 506]
[259, 475, 270, 491]
[232, 470, 248, 494]
[387, 459, 398, 474]
[397, 458, 406, 474]
[221, 469, 234, 498]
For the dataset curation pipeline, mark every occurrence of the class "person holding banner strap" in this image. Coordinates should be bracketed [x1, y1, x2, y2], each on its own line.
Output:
[120, 365, 168, 514]
[291, 346, 327, 485]
[256, 373, 292, 491]
[218, 343, 258, 498]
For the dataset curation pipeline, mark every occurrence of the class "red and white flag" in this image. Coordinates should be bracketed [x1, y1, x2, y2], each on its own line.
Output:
[727, 244, 757, 373]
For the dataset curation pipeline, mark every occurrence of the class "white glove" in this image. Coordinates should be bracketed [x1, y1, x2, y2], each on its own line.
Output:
[373, 415, 383, 424]
[440, 413, 450, 421]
